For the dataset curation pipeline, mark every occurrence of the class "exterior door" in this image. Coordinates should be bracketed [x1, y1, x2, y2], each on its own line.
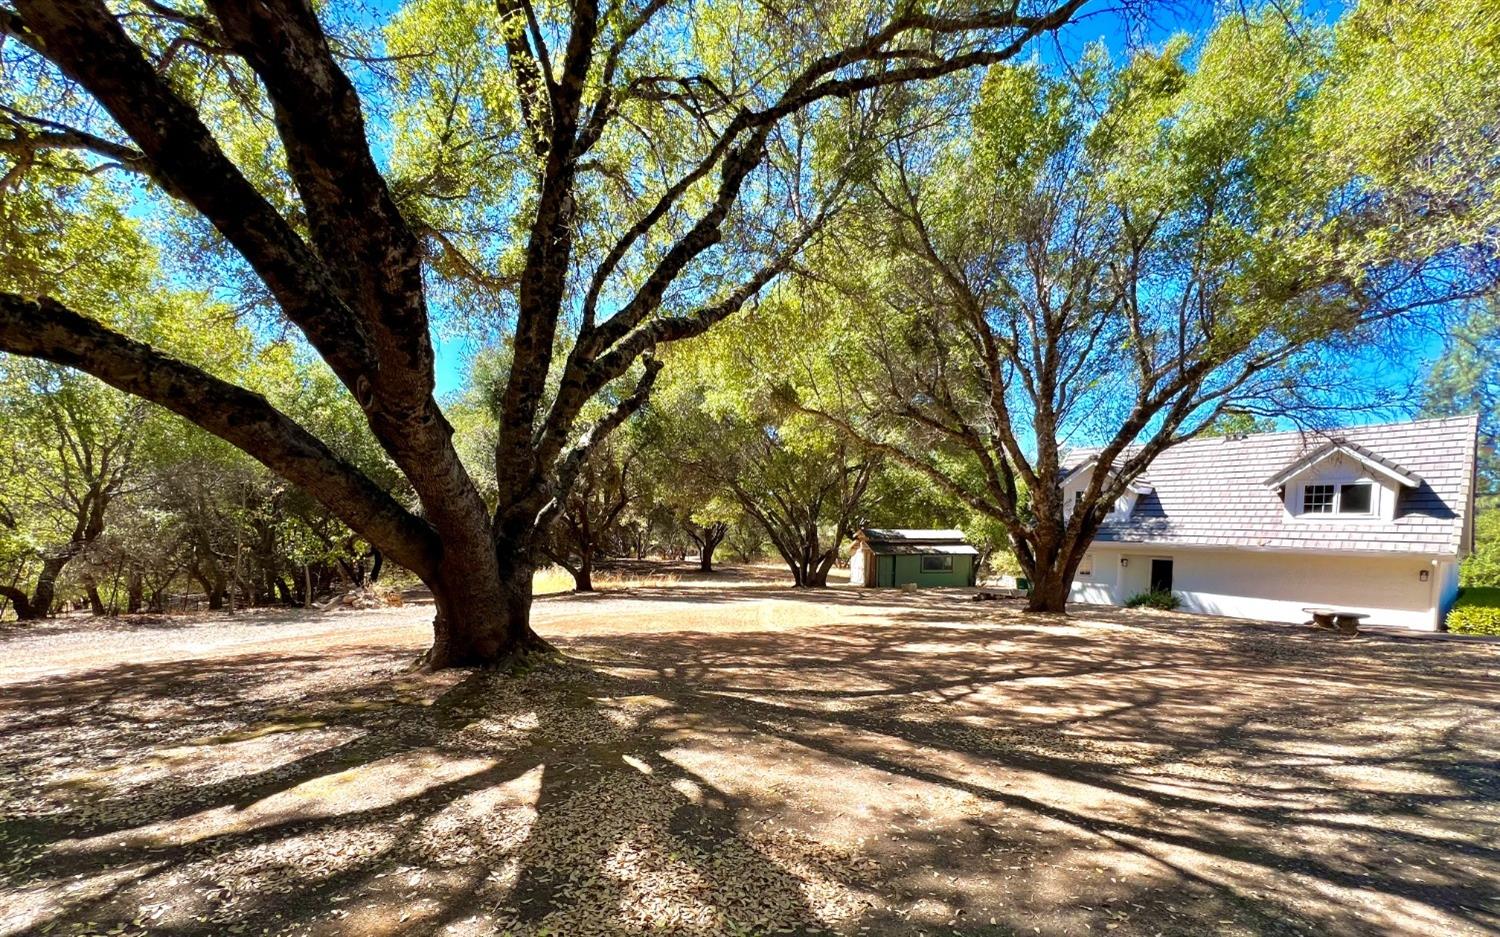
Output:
[1150, 559, 1174, 593]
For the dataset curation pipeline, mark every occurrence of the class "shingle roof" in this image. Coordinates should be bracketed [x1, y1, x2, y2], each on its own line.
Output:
[1066, 415, 1478, 557]
[859, 528, 968, 544]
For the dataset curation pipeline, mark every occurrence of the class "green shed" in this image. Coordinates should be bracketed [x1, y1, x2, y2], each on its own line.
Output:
[849, 528, 979, 588]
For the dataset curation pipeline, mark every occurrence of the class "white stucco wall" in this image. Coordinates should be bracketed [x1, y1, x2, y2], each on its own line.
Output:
[1070, 546, 1445, 630]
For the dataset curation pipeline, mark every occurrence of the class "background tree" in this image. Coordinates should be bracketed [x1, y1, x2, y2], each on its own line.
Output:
[1421, 293, 1500, 588]
[0, 138, 245, 619]
[1422, 296, 1500, 496]
[722, 516, 769, 565]
[789, 4, 1500, 610]
[541, 436, 636, 592]
[634, 415, 742, 572]
[685, 520, 730, 573]
[0, 363, 146, 618]
[645, 370, 876, 587]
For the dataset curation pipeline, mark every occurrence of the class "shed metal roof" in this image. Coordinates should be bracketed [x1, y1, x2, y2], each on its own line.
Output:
[1064, 415, 1478, 557]
[859, 528, 968, 544]
[868, 543, 981, 556]
[856, 528, 979, 555]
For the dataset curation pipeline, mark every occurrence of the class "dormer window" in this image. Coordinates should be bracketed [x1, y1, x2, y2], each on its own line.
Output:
[1300, 481, 1373, 516]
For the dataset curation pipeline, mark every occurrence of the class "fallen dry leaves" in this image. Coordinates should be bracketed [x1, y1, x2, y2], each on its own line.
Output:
[2, 576, 1498, 936]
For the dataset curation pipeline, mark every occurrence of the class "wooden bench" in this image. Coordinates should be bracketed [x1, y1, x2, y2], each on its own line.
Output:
[1302, 607, 1370, 635]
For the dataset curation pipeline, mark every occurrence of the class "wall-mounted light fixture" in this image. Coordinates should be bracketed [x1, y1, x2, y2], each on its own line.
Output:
[1120, 558, 1129, 567]
[1419, 569, 1430, 582]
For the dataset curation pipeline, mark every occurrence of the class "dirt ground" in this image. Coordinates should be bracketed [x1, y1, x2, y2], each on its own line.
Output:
[2, 566, 1498, 937]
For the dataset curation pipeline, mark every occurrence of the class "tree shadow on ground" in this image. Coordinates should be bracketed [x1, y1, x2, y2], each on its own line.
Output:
[2, 591, 1498, 937]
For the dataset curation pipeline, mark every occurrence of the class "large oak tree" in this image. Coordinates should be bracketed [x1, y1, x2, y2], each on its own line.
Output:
[0, 0, 1094, 665]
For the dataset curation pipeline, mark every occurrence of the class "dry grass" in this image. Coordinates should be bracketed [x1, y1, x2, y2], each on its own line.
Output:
[532, 565, 683, 596]
[1, 571, 1498, 937]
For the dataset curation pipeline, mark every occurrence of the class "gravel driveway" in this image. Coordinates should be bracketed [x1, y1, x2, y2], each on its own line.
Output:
[2, 571, 1497, 936]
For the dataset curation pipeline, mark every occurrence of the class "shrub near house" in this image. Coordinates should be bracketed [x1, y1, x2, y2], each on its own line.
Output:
[1447, 588, 1500, 636]
[1125, 591, 1181, 611]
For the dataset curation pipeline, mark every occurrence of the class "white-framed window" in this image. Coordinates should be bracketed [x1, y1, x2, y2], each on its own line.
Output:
[921, 554, 954, 572]
[1077, 553, 1094, 576]
[1339, 482, 1373, 514]
[1300, 481, 1374, 516]
[1302, 483, 1335, 513]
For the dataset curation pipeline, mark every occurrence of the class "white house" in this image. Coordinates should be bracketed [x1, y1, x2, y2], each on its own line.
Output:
[1065, 415, 1480, 631]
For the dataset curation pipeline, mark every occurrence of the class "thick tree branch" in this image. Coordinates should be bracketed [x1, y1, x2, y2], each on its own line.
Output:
[204, 0, 434, 389]
[496, 0, 555, 155]
[0, 293, 440, 580]
[12, 0, 376, 385]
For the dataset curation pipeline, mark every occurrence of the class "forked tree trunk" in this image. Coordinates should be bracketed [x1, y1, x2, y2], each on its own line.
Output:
[85, 579, 106, 616]
[784, 549, 835, 588]
[799, 553, 836, 587]
[691, 522, 727, 572]
[425, 544, 549, 669]
[190, 562, 228, 610]
[1024, 571, 1071, 613]
[13, 553, 70, 621]
[572, 554, 594, 592]
[1021, 535, 1089, 613]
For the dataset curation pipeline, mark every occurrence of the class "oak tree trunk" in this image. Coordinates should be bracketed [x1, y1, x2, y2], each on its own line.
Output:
[1025, 571, 1071, 613]
[15, 553, 70, 621]
[126, 568, 144, 614]
[425, 544, 549, 669]
[799, 557, 833, 587]
[1021, 535, 1090, 614]
[190, 561, 228, 610]
[85, 580, 106, 616]
[572, 553, 594, 592]
[691, 522, 727, 572]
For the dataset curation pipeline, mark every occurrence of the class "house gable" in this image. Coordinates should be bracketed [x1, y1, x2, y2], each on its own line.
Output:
[1262, 439, 1422, 491]
[1060, 465, 1152, 523]
[1276, 453, 1402, 522]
